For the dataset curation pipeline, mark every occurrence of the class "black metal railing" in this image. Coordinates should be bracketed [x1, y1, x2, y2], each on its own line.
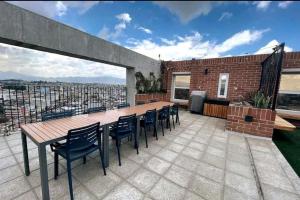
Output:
[259, 43, 285, 110]
[0, 83, 127, 130]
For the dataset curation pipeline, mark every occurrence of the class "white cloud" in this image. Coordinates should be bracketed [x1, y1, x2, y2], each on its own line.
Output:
[218, 12, 233, 21]
[0, 43, 126, 78]
[153, 1, 221, 24]
[255, 40, 293, 54]
[126, 29, 269, 60]
[8, 1, 99, 18]
[253, 1, 272, 10]
[278, 1, 293, 9]
[138, 27, 152, 34]
[214, 29, 270, 53]
[116, 13, 132, 23]
[98, 13, 132, 40]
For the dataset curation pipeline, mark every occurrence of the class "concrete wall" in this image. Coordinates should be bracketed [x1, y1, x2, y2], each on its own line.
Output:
[0, 2, 161, 105]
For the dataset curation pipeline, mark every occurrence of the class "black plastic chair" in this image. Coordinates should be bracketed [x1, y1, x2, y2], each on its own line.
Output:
[136, 101, 145, 105]
[140, 109, 157, 148]
[170, 104, 180, 129]
[41, 110, 73, 121]
[52, 122, 106, 200]
[117, 102, 130, 109]
[149, 99, 158, 103]
[85, 106, 106, 114]
[158, 106, 171, 136]
[109, 114, 138, 166]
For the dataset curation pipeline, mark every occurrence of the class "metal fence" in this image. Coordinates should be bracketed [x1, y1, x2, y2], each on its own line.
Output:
[0, 83, 127, 130]
[259, 43, 285, 110]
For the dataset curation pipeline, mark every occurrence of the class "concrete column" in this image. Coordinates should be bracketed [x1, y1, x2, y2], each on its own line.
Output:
[126, 68, 136, 106]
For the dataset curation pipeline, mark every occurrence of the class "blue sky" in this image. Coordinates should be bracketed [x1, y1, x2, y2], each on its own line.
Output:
[0, 1, 299, 79]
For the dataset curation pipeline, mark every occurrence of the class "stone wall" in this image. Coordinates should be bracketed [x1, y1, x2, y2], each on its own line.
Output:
[226, 105, 276, 137]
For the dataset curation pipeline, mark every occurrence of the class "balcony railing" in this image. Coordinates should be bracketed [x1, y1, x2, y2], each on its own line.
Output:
[0, 83, 127, 130]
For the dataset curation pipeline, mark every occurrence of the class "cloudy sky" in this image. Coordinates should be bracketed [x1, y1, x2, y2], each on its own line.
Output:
[1, 1, 299, 79]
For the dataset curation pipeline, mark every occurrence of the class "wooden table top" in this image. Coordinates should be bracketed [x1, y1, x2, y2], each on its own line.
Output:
[274, 115, 296, 132]
[20, 101, 173, 145]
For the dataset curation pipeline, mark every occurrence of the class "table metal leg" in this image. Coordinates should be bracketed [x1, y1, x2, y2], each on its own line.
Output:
[135, 116, 141, 149]
[103, 125, 109, 168]
[21, 131, 30, 176]
[38, 144, 50, 200]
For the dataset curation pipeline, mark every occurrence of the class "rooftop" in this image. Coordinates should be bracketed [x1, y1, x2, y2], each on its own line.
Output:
[1, 111, 299, 200]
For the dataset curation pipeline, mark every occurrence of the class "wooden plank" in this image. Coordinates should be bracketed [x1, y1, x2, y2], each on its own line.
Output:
[277, 112, 300, 120]
[21, 125, 45, 144]
[275, 115, 296, 132]
[203, 103, 228, 119]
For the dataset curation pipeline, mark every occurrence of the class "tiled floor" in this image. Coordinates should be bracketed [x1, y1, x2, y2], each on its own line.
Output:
[0, 111, 300, 200]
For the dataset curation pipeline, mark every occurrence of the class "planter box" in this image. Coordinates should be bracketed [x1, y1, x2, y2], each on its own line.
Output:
[226, 104, 276, 138]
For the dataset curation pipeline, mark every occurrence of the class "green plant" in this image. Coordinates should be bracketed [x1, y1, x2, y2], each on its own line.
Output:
[251, 91, 271, 108]
[135, 72, 164, 94]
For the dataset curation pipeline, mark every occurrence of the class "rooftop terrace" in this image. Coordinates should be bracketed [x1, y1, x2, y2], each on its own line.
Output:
[1, 111, 299, 200]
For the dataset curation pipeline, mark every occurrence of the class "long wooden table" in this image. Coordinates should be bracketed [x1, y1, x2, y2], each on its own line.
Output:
[20, 101, 173, 200]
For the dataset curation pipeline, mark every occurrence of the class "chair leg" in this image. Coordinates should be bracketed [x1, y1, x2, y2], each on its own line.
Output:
[66, 160, 74, 200]
[154, 125, 158, 140]
[168, 118, 171, 131]
[172, 115, 175, 129]
[54, 152, 59, 180]
[98, 148, 107, 176]
[161, 120, 164, 136]
[116, 139, 121, 166]
[144, 125, 148, 148]
[83, 156, 86, 164]
[134, 131, 139, 154]
[177, 113, 180, 125]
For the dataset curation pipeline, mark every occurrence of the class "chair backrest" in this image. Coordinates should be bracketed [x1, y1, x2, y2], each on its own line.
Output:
[117, 102, 130, 109]
[159, 106, 170, 119]
[41, 110, 73, 121]
[136, 101, 145, 105]
[149, 99, 158, 103]
[144, 109, 156, 124]
[172, 104, 179, 113]
[116, 114, 137, 136]
[85, 106, 106, 114]
[66, 122, 100, 153]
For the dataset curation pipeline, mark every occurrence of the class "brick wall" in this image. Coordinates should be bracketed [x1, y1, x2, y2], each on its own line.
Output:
[161, 52, 300, 102]
[226, 105, 276, 137]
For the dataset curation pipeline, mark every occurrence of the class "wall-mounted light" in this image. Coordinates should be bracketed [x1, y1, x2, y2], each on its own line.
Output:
[204, 69, 208, 75]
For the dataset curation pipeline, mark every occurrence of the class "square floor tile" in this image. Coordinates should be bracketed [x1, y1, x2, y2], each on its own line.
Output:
[156, 149, 178, 162]
[202, 153, 225, 169]
[185, 191, 205, 200]
[0, 176, 31, 200]
[149, 178, 185, 200]
[182, 147, 203, 160]
[190, 175, 222, 200]
[173, 137, 189, 146]
[174, 155, 198, 172]
[128, 150, 152, 164]
[197, 162, 224, 183]
[225, 172, 259, 199]
[110, 158, 140, 178]
[145, 157, 171, 175]
[164, 165, 193, 188]
[188, 142, 206, 152]
[83, 170, 122, 199]
[166, 143, 185, 153]
[128, 168, 160, 193]
[103, 182, 143, 200]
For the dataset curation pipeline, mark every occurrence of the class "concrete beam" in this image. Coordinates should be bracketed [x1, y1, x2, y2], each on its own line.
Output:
[0, 2, 161, 77]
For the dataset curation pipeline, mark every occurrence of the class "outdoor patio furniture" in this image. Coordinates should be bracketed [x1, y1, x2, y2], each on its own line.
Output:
[158, 105, 171, 136]
[140, 109, 158, 148]
[170, 103, 180, 129]
[150, 99, 158, 103]
[41, 110, 73, 121]
[117, 102, 130, 109]
[52, 122, 106, 200]
[85, 106, 107, 114]
[109, 114, 138, 166]
[20, 101, 173, 199]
